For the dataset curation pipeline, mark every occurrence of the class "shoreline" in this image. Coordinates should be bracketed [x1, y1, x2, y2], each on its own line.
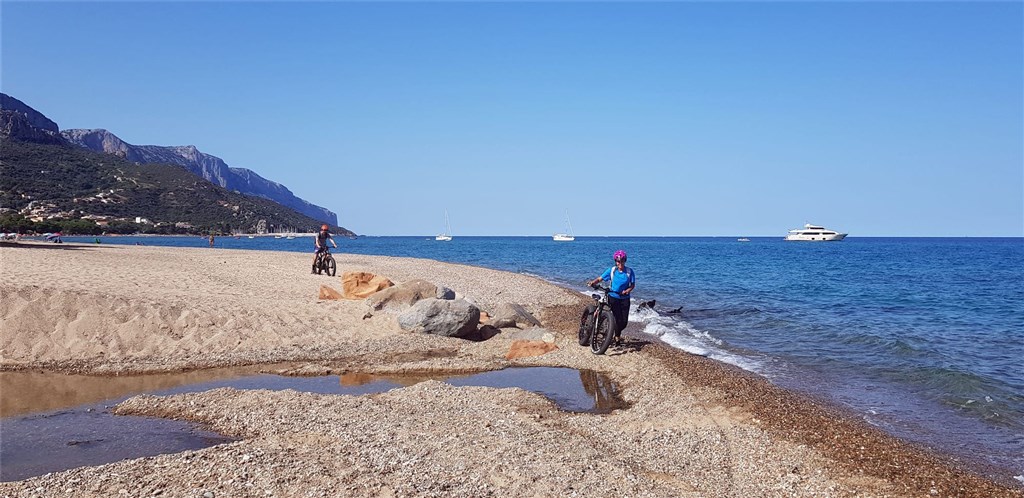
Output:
[1, 242, 1020, 495]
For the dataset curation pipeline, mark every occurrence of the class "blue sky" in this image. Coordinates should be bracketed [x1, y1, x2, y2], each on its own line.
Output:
[3, 2, 1021, 236]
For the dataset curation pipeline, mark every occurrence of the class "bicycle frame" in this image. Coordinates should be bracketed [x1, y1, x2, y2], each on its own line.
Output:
[314, 247, 336, 276]
[580, 283, 617, 354]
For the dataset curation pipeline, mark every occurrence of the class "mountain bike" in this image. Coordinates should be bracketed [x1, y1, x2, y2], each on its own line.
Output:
[577, 283, 618, 355]
[314, 247, 336, 276]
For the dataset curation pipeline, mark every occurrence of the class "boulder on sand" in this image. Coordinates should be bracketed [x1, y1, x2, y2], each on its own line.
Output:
[341, 272, 394, 300]
[488, 302, 542, 329]
[365, 279, 439, 314]
[397, 298, 480, 338]
[436, 285, 456, 300]
[505, 327, 556, 343]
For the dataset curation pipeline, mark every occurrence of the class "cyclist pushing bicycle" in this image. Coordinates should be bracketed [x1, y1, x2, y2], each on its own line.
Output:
[312, 224, 338, 274]
[588, 250, 635, 345]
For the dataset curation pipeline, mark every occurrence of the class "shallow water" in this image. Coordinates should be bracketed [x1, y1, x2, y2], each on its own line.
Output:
[0, 366, 624, 481]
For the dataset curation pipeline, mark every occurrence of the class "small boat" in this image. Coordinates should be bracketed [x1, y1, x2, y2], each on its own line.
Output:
[737, 238, 751, 242]
[286, 235, 295, 240]
[247, 235, 255, 239]
[274, 235, 283, 239]
[436, 210, 453, 241]
[553, 210, 575, 242]
[785, 223, 847, 241]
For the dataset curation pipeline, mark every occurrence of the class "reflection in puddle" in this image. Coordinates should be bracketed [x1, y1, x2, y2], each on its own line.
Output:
[0, 367, 625, 482]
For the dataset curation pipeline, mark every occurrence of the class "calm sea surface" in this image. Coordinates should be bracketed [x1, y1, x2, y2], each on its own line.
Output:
[61, 235, 1024, 478]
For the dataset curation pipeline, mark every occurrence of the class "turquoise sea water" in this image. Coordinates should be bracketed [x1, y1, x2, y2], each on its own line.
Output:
[60, 235, 1024, 478]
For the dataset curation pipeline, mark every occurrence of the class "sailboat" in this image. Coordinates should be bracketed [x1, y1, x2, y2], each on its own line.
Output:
[436, 210, 453, 241]
[553, 210, 575, 241]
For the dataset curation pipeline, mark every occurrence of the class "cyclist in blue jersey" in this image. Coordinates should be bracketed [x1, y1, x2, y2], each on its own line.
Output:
[589, 249, 635, 345]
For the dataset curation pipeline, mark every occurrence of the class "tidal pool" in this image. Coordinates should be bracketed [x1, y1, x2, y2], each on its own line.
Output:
[0, 366, 625, 481]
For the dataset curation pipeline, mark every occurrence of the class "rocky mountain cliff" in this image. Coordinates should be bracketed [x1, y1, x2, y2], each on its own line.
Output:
[1, 94, 60, 132]
[0, 92, 351, 235]
[0, 94, 64, 145]
[60, 128, 338, 226]
[0, 93, 336, 226]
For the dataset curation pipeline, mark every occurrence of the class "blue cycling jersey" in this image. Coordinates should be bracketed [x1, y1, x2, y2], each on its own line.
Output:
[600, 266, 635, 299]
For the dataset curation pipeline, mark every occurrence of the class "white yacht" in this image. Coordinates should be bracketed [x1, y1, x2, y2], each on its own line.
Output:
[436, 210, 453, 241]
[785, 223, 847, 241]
[553, 210, 575, 242]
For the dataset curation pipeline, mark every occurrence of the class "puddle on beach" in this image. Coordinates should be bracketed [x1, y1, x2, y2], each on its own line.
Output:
[0, 366, 625, 482]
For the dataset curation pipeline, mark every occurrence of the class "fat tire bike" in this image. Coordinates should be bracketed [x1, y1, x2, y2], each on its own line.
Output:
[313, 248, 337, 276]
[577, 283, 619, 355]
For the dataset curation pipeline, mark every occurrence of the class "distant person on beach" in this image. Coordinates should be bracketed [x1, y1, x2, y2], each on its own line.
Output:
[209, 234, 215, 247]
[312, 224, 337, 273]
[589, 249, 635, 345]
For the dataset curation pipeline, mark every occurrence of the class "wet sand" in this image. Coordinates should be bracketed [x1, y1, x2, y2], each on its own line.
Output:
[0, 242, 1020, 496]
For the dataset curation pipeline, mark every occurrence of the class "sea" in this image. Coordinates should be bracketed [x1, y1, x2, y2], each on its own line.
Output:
[58, 235, 1024, 480]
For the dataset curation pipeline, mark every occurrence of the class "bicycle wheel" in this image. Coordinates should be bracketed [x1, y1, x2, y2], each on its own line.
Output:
[590, 309, 617, 355]
[325, 255, 336, 276]
[577, 305, 596, 346]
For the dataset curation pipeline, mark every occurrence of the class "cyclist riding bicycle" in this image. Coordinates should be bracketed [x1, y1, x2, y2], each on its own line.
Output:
[312, 224, 338, 273]
[588, 250, 635, 345]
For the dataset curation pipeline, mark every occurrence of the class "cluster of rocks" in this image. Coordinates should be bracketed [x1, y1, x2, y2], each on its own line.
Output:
[320, 272, 554, 353]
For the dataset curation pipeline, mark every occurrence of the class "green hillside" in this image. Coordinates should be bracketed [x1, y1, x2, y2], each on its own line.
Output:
[0, 138, 354, 236]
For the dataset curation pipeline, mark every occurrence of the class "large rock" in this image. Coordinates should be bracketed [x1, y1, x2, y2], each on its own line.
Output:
[505, 327, 556, 343]
[489, 303, 542, 329]
[341, 272, 394, 300]
[397, 298, 480, 338]
[436, 286, 456, 300]
[365, 279, 439, 315]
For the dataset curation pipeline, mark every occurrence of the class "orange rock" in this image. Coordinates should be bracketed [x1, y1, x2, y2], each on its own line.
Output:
[479, 311, 490, 324]
[505, 340, 558, 360]
[341, 271, 395, 300]
[318, 284, 344, 301]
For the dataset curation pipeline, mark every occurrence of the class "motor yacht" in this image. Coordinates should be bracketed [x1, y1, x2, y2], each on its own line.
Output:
[785, 224, 847, 241]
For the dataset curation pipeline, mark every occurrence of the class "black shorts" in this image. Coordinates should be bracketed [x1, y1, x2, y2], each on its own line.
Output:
[608, 296, 630, 335]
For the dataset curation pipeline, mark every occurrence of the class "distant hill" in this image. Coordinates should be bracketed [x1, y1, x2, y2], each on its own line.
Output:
[0, 94, 353, 236]
[61, 128, 338, 226]
[0, 138, 355, 237]
[0, 92, 337, 226]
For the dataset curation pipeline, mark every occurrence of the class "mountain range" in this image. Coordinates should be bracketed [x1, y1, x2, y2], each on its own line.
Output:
[1, 93, 336, 226]
[0, 93, 352, 236]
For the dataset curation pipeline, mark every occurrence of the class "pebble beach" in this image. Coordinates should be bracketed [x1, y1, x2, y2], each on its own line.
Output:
[0, 242, 1020, 497]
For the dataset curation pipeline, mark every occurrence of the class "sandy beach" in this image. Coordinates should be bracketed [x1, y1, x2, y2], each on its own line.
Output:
[0, 242, 1019, 497]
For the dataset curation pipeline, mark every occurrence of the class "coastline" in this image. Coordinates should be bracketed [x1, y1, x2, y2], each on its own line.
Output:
[0, 242, 1020, 496]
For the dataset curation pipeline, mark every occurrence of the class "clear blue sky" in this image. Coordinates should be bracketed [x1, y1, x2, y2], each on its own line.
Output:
[3, 2, 1021, 236]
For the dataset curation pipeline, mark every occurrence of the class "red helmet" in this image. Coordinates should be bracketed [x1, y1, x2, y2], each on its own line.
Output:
[613, 250, 627, 262]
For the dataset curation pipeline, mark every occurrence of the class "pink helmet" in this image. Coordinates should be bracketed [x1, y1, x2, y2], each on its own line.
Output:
[613, 250, 627, 262]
